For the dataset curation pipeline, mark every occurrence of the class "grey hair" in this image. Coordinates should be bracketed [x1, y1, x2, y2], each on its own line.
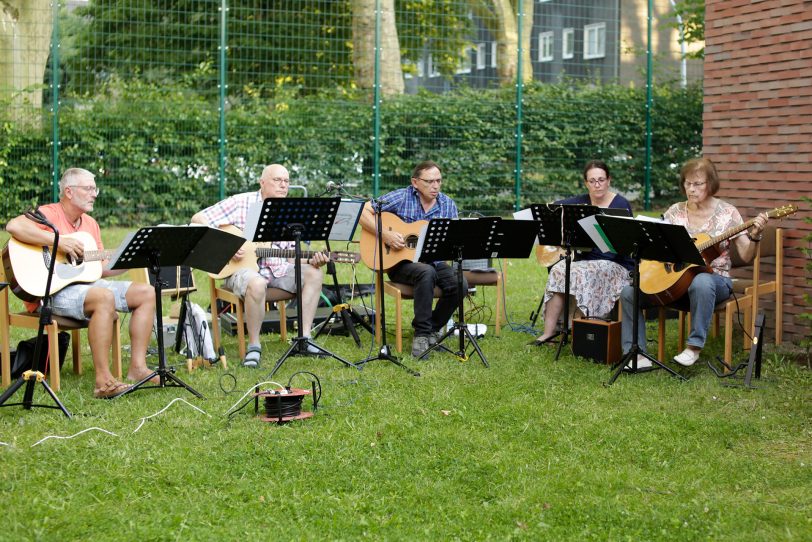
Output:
[59, 168, 95, 197]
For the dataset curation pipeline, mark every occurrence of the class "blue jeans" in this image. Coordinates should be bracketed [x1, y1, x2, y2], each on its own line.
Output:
[388, 261, 466, 336]
[621, 273, 733, 354]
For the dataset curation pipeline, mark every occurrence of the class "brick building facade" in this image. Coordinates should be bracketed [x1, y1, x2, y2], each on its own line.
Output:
[703, 0, 812, 343]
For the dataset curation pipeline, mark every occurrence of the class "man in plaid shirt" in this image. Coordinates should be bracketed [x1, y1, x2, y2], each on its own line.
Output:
[191, 164, 328, 367]
[358, 160, 466, 357]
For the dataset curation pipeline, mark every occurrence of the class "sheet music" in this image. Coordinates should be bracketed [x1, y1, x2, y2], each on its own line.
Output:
[329, 199, 365, 241]
[243, 201, 263, 242]
[577, 215, 615, 253]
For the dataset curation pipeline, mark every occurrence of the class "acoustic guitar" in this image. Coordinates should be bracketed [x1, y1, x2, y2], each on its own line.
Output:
[208, 225, 360, 280]
[2, 231, 115, 302]
[359, 212, 427, 271]
[639, 204, 797, 305]
[536, 245, 565, 267]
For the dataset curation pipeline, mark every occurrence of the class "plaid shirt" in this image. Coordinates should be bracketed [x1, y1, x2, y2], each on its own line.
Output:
[197, 190, 293, 279]
[378, 185, 459, 222]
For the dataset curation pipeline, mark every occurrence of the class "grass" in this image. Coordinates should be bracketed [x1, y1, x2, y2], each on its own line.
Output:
[1, 228, 811, 541]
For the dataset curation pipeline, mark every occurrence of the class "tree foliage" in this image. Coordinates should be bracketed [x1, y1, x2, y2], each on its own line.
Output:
[668, 0, 705, 59]
[65, 0, 474, 97]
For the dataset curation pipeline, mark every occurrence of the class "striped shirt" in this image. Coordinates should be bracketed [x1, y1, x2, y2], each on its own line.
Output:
[196, 190, 293, 279]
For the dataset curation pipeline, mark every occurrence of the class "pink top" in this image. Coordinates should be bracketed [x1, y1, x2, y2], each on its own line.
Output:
[664, 199, 744, 277]
[23, 203, 104, 312]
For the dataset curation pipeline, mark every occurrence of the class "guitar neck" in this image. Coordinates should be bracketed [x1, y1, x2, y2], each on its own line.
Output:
[701, 219, 756, 251]
[255, 248, 320, 259]
[84, 249, 116, 262]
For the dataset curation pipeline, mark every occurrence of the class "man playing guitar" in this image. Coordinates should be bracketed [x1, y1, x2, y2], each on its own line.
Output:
[358, 160, 466, 357]
[5, 168, 157, 398]
[191, 164, 329, 367]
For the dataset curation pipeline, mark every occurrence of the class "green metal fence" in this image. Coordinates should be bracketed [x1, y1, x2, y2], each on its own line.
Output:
[0, 0, 701, 225]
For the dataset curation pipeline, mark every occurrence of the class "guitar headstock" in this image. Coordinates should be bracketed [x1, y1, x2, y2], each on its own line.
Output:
[331, 251, 362, 264]
[767, 204, 798, 220]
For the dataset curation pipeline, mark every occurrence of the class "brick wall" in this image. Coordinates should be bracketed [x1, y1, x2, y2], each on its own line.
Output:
[704, 0, 812, 344]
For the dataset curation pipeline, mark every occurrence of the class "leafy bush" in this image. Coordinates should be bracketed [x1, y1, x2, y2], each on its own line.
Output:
[0, 80, 702, 225]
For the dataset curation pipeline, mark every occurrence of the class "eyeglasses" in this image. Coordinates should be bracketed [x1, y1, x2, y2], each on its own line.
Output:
[586, 177, 608, 186]
[416, 177, 442, 186]
[67, 185, 100, 196]
[268, 177, 290, 185]
[684, 181, 707, 189]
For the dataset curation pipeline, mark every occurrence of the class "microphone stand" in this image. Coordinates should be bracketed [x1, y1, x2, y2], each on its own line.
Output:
[312, 183, 374, 346]
[0, 209, 72, 417]
[355, 196, 419, 376]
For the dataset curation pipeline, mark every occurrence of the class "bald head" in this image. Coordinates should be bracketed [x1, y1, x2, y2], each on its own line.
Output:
[259, 164, 290, 198]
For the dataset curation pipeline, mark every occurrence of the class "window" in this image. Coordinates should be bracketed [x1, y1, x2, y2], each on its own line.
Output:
[562, 28, 574, 60]
[583, 22, 606, 59]
[476, 43, 487, 70]
[416, 59, 425, 78]
[456, 47, 473, 74]
[491, 41, 497, 67]
[538, 31, 554, 62]
[427, 55, 440, 77]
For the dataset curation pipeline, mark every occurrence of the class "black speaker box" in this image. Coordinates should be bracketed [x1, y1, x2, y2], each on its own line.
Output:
[572, 318, 621, 365]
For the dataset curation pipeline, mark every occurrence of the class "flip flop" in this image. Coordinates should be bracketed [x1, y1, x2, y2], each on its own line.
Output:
[94, 380, 131, 399]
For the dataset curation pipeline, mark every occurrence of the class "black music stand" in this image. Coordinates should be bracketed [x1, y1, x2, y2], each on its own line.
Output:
[109, 225, 244, 398]
[528, 204, 604, 360]
[245, 198, 358, 378]
[594, 216, 705, 384]
[417, 217, 537, 366]
[313, 199, 371, 346]
[355, 197, 420, 376]
[0, 213, 71, 417]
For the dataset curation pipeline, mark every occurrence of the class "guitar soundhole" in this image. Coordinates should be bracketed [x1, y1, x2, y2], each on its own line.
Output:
[405, 235, 419, 249]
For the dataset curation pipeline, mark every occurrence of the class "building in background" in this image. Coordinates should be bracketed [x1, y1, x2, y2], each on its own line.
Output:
[406, 0, 702, 93]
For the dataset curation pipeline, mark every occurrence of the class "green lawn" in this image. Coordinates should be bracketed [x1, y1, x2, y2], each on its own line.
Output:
[1, 228, 810, 541]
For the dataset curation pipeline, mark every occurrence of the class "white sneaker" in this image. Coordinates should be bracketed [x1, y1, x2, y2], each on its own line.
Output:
[673, 348, 701, 367]
[624, 354, 652, 371]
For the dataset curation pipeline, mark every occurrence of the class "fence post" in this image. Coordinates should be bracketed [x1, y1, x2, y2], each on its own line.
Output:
[371, 0, 382, 197]
[50, 0, 61, 201]
[514, 2, 525, 212]
[644, 0, 653, 211]
[218, 0, 228, 201]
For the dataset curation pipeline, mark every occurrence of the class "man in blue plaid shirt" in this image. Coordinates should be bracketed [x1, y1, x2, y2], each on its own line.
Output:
[359, 160, 467, 357]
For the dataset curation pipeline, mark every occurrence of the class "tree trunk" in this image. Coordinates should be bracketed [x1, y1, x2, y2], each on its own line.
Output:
[0, 0, 53, 115]
[351, 0, 404, 96]
[471, 0, 534, 85]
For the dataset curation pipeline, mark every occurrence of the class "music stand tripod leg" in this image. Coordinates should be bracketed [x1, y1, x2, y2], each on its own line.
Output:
[607, 254, 686, 385]
[268, 226, 361, 377]
[419, 254, 488, 367]
[118, 254, 204, 399]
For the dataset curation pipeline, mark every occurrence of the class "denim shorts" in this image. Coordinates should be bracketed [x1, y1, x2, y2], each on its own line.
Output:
[50, 280, 132, 321]
[223, 269, 297, 298]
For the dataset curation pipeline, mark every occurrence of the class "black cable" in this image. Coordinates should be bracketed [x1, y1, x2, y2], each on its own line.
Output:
[263, 393, 305, 419]
[287, 371, 322, 410]
[219, 372, 238, 394]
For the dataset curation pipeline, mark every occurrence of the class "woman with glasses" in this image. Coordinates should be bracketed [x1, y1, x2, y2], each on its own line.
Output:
[531, 160, 634, 346]
[619, 157, 768, 368]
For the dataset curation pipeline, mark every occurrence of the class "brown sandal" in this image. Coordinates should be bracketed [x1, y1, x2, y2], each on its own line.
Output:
[94, 380, 131, 399]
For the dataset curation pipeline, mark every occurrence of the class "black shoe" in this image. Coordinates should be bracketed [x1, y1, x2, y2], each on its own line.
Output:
[528, 336, 556, 346]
